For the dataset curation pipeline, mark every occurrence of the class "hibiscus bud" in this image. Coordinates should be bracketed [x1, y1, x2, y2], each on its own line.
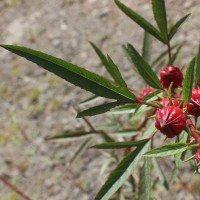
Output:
[195, 149, 200, 163]
[160, 99, 179, 107]
[137, 88, 154, 103]
[155, 106, 186, 138]
[187, 89, 200, 117]
[160, 66, 183, 88]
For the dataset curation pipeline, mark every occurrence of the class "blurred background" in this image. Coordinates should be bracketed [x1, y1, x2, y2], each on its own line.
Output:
[1, 0, 200, 199]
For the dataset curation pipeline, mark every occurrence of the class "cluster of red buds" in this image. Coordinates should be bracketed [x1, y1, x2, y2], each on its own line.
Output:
[137, 66, 200, 165]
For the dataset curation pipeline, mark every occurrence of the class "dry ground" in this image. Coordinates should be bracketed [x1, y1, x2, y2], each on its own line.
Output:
[1, 0, 200, 199]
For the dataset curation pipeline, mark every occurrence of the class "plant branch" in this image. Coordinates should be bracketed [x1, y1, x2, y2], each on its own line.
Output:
[0, 175, 32, 200]
[167, 42, 172, 62]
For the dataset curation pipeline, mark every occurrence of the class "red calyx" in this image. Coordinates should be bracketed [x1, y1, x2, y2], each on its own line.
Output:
[137, 88, 154, 103]
[155, 106, 186, 138]
[187, 89, 200, 117]
[195, 149, 200, 163]
[160, 66, 183, 88]
[160, 99, 179, 107]
[186, 118, 200, 142]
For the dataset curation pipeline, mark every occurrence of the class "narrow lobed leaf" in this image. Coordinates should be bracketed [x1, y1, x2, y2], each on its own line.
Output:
[126, 43, 162, 89]
[142, 32, 152, 63]
[0, 45, 136, 102]
[94, 140, 150, 200]
[94, 124, 154, 200]
[168, 14, 191, 41]
[90, 42, 109, 69]
[183, 57, 195, 104]
[152, 0, 168, 43]
[111, 129, 138, 137]
[47, 130, 94, 140]
[70, 138, 93, 165]
[152, 158, 169, 190]
[151, 44, 178, 67]
[138, 157, 152, 200]
[114, 0, 164, 43]
[106, 55, 128, 88]
[167, 44, 182, 66]
[100, 133, 115, 143]
[77, 101, 122, 118]
[196, 44, 200, 86]
[90, 42, 127, 88]
[80, 95, 101, 105]
[144, 142, 188, 157]
[170, 131, 188, 183]
[91, 138, 149, 149]
[111, 103, 138, 114]
[143, 90, 162, 102]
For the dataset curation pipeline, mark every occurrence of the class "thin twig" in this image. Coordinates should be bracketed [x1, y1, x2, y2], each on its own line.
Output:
[0, 175, 32, 200]
[167, 42, 172, 62]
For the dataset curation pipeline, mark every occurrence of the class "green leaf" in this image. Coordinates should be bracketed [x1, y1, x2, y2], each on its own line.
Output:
[77, 101, 122, 118]
[70, 138, 93, 165]
[143, 90, 162, 102]
[152, 158, 169, 190]
[0, 45, 136, 103]
[111, 103, 138, 114]
[94, 140, 150, 200]
[183, 57, 195, 104]
[126, 44, 162, 89]
[170, 131, 188, 183]
[114, 0, 164, 43]
[96, 124, 121, 131]
[107, 55, 128, 88]
[196, 44, 200, 86]
[90, 42, 127, 88]
[142, 32, 152, 62]
[168, 14, 191, 40]
[47, 130, 94, 139]
[91, 138, 149, 149]
[144, 143, 188, 157]
[101, 133, 115, 143]
[80, 95, 101, 105]
[167, 44, 182, 66]
[111, 129, 138, 137]
[143, 122, 157, 138]
[152, 0, 168, 43]
[170, 152, 182, 183]
[138, 157, 152, 200]
[94, 124, 154, 200]
[90, 42, 109, 69]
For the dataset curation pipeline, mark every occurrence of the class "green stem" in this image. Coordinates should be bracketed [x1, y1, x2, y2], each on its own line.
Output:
[187, 144, 199, 150]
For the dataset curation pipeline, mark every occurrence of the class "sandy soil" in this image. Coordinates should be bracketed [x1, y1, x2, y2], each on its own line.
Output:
[0, 0, 200, 199]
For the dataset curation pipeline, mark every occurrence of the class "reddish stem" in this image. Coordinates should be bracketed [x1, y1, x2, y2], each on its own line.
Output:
[167, 42, 172, 62]
[186, 119, 200, 143]
[0, 175, 32, 200]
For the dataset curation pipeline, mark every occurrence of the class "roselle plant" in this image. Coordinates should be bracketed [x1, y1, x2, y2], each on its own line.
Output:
[1, 0, 200, 199]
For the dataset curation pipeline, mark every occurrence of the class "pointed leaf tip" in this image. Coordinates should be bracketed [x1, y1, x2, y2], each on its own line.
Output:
[183, 57, 195, 104]
[1, 44, 136, 102]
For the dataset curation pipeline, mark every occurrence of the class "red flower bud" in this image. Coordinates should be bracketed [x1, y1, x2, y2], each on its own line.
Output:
[187, 89, 200, 117]
[160, 99, 179, 107]
[155, 106, 186, 138]
[195, 149, 200, 163]
[160, 66, 183, 88]
[137, 88, 154, 103]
